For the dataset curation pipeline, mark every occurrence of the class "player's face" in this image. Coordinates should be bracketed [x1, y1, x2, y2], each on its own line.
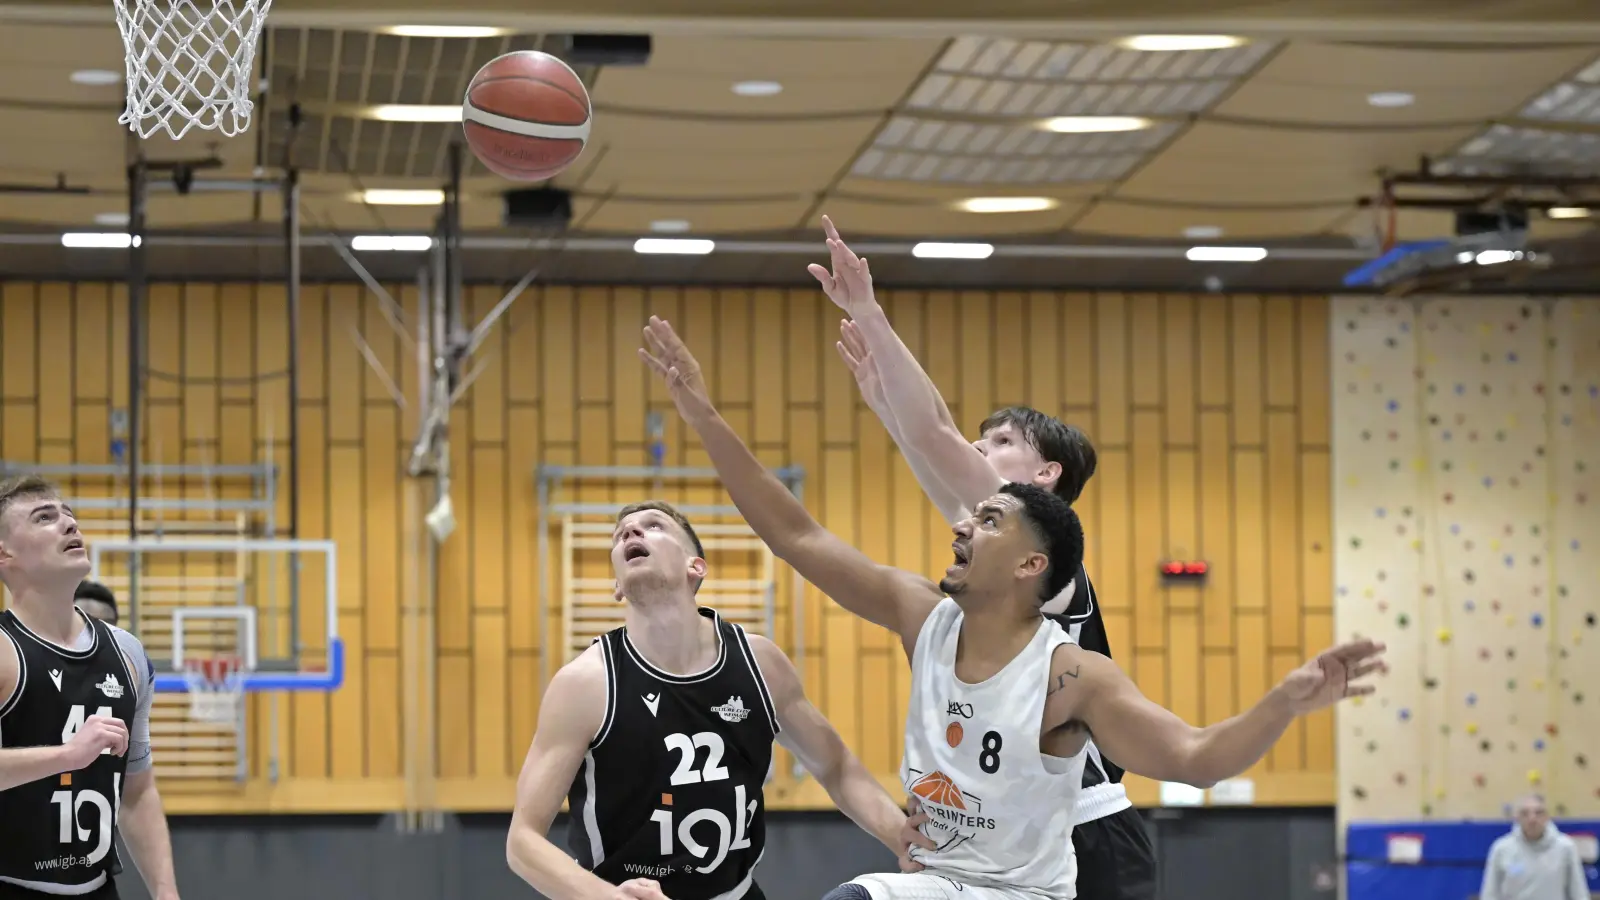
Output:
[973, 421, 1060, 491]
[941, 494, 1048, 605]
[611, 509, 705, 599]
[1514, 797, 1549, 840]
[0, 496, 90, 582]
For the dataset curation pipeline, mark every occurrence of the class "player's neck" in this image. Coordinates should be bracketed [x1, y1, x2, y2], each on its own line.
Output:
[954, 603, 1039, 678]
[625, 598, 717, 675]
[8, 584, 88, 645]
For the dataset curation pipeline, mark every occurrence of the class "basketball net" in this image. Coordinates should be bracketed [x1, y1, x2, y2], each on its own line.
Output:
[112, 0, 274, 140]
[182, 657, 246, 725]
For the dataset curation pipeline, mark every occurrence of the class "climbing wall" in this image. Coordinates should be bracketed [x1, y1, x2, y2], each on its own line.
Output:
[1332, 296, 1600, 821]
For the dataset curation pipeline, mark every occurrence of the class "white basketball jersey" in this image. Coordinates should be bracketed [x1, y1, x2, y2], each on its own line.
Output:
[902, 598, 1086, 900]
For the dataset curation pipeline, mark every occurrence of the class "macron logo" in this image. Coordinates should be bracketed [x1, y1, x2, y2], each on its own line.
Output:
[642, 693, 660, 717]
[49, 670, 62, 691]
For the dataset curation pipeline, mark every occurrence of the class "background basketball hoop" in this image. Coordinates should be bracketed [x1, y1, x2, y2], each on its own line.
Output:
[181, 657, 246, 725]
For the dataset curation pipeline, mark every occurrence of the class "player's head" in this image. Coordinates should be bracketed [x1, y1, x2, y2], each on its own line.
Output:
[1513, 792, 1549, 841]
[973, 407, 1097, 504]
[0, 475, 89, 591]
[941, 483, 1082, 613]
[612, 500, 707, 603]
[75, 580, 117, 625]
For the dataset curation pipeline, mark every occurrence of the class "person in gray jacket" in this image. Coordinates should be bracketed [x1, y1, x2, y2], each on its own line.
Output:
[1480, 793, 1590, 900]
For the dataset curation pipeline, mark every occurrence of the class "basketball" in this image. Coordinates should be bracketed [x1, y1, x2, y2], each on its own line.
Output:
[462, 50, 592, 182]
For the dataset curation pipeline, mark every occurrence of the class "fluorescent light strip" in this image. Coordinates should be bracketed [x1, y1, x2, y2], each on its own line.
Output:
[1547, 206, 1591, 219]
[912, 242, 994, 260]
[1040, 116, 1151, 133]
[634, 238, 714, 255]
[351, 235, 433, 252]
[1116, 34, 1245, 52]
[360, 189, 446, 206]
[386, 25, 511, 38]
[1186, 246, 1267, 262]
[62, 232, 140, 248]
[955, 197, 1059, 214]
[369, 104, 463, 123]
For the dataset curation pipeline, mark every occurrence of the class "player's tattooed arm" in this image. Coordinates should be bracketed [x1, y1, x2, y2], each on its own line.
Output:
[642, 316, 942, 656]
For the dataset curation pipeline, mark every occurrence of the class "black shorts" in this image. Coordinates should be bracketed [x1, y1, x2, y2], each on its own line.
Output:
[1072, 806, 1157, 900]
[0, 879, 118, 900]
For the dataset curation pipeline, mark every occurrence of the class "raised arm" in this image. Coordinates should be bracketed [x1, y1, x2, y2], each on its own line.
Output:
[810, 217, 1003, 523]
[1048, 639, 1386, 788]
[640, 316, 942, 655]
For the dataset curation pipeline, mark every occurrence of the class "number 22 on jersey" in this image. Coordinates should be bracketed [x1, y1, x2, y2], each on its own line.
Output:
[650, 731, 755, 874]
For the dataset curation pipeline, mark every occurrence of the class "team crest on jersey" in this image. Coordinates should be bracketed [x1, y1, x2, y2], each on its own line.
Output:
[711, 696, 749, 723]
[96, 674, 124, 699]
[907, 768, 997, 851]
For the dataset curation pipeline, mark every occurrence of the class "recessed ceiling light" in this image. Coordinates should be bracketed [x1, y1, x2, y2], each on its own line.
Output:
[368, 104, 462, 122]
[386, 25, 511, 38]
[650, 219, 692, 233]
[1183, 225, 1223, 240]
[1187, 246, 1267, 263]
[1115, 35, 1246, 52]
[94, 212, 130, 227]
[70, 69, 121, 86]
[1547, 206, 1591, 219]
[912, 242, 994, 260]
[954, 197, 1060, 214]
[634, 238, 715, 255]
[1367, 91, 1415, 108]
[350, 235, 434, 251]
[732, 80, 783, 97]
[359, 189, 446, 206]
[1040, 116, 1152, 134]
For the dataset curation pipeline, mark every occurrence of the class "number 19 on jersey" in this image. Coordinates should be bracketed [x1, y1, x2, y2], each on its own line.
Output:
[650, 732, 755, 874]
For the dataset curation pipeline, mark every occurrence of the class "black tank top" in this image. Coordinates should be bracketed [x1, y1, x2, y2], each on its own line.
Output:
[567, 608, 778, 900]
[1047, 566, 1125, 787]
[0, 610, 137, 887]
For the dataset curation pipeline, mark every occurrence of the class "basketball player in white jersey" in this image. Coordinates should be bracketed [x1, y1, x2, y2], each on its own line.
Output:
[813, 217, 1154, 899]
[0, 475, 178, 900]
[507, 499, 919, 900]
[641, 318, 1387, 900]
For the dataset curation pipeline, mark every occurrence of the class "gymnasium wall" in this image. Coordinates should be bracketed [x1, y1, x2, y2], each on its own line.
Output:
[0, 281, 1333, 813]
[1332, 295, 1600, 822]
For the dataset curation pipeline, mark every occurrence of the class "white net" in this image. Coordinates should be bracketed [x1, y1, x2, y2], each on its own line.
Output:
[181, 658, 246, 725]
[113, 0, 274, 140]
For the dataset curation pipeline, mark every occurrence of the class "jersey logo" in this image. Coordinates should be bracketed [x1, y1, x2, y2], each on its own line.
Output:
[96, 675, 124, 699]
[49, 669, 62, 691]
[642, 693, 661, 717]
[907, 769, 997, 851]
[711, 696, 749, 724]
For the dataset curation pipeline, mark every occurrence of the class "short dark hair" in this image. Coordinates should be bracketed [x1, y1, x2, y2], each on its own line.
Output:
[999, 482, 1083, 604]
[978, 407, 1097, 504]
[75, 580, 117, 623]
[0, 474, 61, 528]
[616, 500, 705, 561]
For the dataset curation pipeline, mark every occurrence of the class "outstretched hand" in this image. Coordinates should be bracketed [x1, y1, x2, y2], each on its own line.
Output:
[1276, 638, 1388, 714]
[639, 316, 715, 422]
[836, 318, 889, 415]
[807, 215, 877, 316]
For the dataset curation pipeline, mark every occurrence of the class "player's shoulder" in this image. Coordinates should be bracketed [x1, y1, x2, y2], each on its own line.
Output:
[106, 624, 156, 680]
[740, 632, 799, 693]
[539, 644, 609, 732]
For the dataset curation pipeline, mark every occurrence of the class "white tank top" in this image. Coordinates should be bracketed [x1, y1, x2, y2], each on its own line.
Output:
[902, 598, 1086, 899]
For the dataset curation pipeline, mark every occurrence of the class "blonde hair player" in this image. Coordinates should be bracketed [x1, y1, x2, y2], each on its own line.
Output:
[0, 475, 178, 900]
[507, 499, 921, 900]
[641, 317, 1387, 900]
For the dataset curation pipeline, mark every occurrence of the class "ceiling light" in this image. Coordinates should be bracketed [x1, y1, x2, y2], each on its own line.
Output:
[1367, 91, 1415, 108]
[359, 189, 446, 206]
[368, 104, 462, 122]
[954, 197, 1059, 214]
[70, 69, 121, 86]
[1186, 246, 1267, 262]
[650, 219, 692, 233]
[350, 235, 434, 252]
[1040, 116, 1152, 134]
[385, 25, 511, 38]
[1547, 206, 1591, 219]
[912, 242, 994, 260]
[634, 238, 714, 255]
[1475, 249, 1523, 266]
[94, 212, 130, 227]
[731, 81, 783, 97]
[62, 232, 140, 249]
[1183, 225, 1223, 240]
[1115, 35, 1246, 52]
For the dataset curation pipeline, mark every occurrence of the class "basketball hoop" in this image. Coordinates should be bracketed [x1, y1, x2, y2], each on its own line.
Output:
[112, 0, 274, 140]
[181, 657, 246, 724]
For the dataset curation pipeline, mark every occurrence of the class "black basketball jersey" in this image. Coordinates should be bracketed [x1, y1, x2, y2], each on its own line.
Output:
[567, 608, 778, 900]
[1047, 566, 1125, 787]
[0, 609, 137, 888]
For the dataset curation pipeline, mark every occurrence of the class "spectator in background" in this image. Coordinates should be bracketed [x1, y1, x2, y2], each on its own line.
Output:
[1481, 793, 1589, 900]
[74, 579, 117, 626]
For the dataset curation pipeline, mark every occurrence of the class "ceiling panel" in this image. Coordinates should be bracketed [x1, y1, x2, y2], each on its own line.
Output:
[1439, 123, 1600, 172]
[814, 195, 1085, 235]
[576, 196, 816, 233]
[1070, 202, 1351, 239]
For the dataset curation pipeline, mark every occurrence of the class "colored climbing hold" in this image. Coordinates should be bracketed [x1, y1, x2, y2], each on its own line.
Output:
[1466, 693, 1477, 707]
[1479, 647, 1492, 661]
[1367, 740, 1378, 752]
[1577, 754, 1588, 768]
[1507, 679, 1518, 691]
[1423, 677, 1439, 690]
[1394, 772, 1406, 785]
[1481, 740, 1492, 752]
[1352, 786, 1368, 800]
[1531, 613, 1544, 627]
[1397, 613, 1409, 627]
[1438, 628, 1452, 644]
[1506, 615, 1516, 627]
[1398, 708, 1410, 721]
[1547, 723, 1559, 737]
[1534, 679, 1545, 691]
[1528, 769, 1542, 784]
[1464, 600, 1476, 612]
[1474, 774, 1487, 788]
[1587, 612, 1596, 628]
[1492, 600, 1502, 613]
[1534, 740, 1545, 752]
[1466, 722, 1479, 735]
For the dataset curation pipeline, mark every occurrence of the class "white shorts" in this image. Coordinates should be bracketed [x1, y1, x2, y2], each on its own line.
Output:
[850, 873, 1052, 900]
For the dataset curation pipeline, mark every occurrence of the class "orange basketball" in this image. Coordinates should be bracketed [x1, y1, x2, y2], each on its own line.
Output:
[462, 51, 591, 182]
[946, 722, 964, 747]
